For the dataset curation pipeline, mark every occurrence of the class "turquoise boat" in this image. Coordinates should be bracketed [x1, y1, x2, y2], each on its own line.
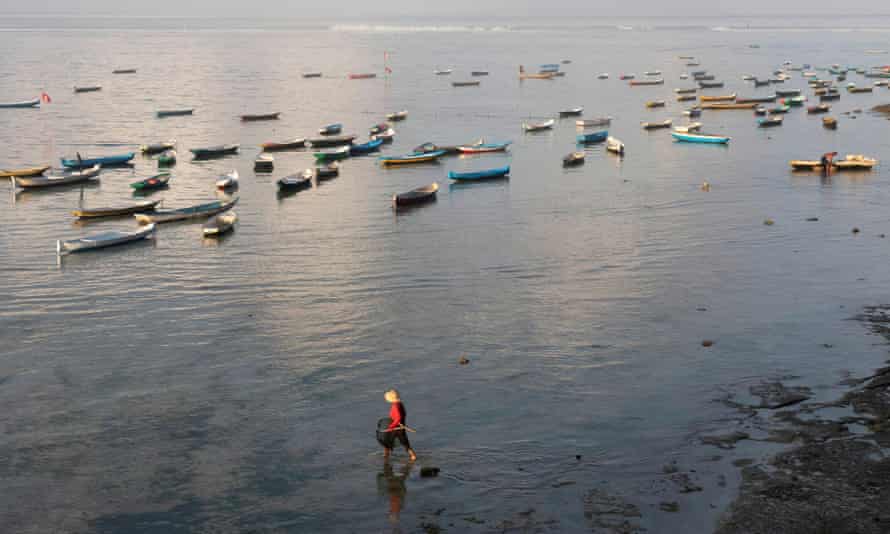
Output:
[576, 130, 608, 144]
[61, 152, 135, 168]
[671, 131, 731, 144]
[448, 166, 510, 181]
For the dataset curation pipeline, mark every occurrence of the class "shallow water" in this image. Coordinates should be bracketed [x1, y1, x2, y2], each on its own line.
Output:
[3, 15, 890, 533]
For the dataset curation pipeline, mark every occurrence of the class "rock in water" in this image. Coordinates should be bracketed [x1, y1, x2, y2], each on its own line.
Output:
[420, 467, 440, 478]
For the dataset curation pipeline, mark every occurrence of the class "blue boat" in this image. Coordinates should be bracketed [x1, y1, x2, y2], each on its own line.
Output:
[61, 152, 135, 168]
[576, 130, 609, 144]
[540, 64, 561, 72]
[671, 131, 731, 144]
[319, 123, 343, 136]
[349, 138, 384, 156]
[448, 166, 511, 181]
[0, 98, 40, 109]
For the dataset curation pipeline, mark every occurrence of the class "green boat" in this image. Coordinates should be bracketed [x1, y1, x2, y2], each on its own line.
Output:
[768, 105, 791, 114]
[780, 96, 806, 107]
[130, 173, 171, 190]
[157, 150, 176, 167]
[313, 146, 350, 162]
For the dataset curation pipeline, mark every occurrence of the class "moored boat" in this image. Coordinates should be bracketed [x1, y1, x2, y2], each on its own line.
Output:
[559, 107, 584, 116]
[677, 94, 697, 102]
[0, 98, 40, 108]
[671, 131, 731, 144]
[642, 119, 673, 130]
[833, 154, 877, 170]
[140, 140, 176, 155]
[254, 154, 274, 172]
[261, 138, 306, 151]
[736, 94, 777, 104]
[314, 146, 351, 162]
[112, 68, 137, 74]
[315, 163, 340, 180]
[393, 183, 439, 207]
[156, 108, 194, 118]
[241, 112, 280, 122]
[448, 166, 510, 181]
[302, 72, 323, 78]
[277, 173, 312, 192]
[61, 152, 135, 168]
[563, 151, 585, 166]
[387, 110, 408, 121]
[157, 150, 176, 167]
[135, 198, 238, 224]
[780, 96, 806, 106]
[434, 69, 453, 75]
[471, 71, 489, 76]
[700, 93, 737, 102]
[349, 138, 384, 156]
[215, 170, 239, 190]
[72, 200, 160, 219]
[606, 136, 625, 155]
[452, 81, 481, 87]
[757, 116, 784, 127]
[576, 130, 608, 144]
[629, 78, 664, 86]
[0, 165, 49, 178]
[775, 89, 802, 97]
[348, 73, 377, 79]
[74, 86, 102, 93]
[457, 141, 511, 154]
[57, 223, 156, 256]
[380, 151, 446, 166]
[307, 135, 356, 147]
[698, 81, 725, 88]
[684, 107, 702, 117]
[522, 119, 555, 132]
[12, 164, 101, 188]
[190, 144, 239, 159]
[371, 128, 395, 143]
[700, 102, 758, 110]
[318, 123, 343, 135]
[576, 117, 612, 127]
[673, 122, 702, 133]
[203, 211, 237, 237]
[130, 172, 171, 190]
[675, 87, 698, 94]
[807, 104, 830, 114]
[768, 104, 791, 114]
[822, 117, 838, 130]
[646, 100, 666, 108]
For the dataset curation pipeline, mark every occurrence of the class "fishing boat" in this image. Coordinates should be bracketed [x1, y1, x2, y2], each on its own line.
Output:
[157, 150, 176, 166]
[823, 117, 838, 130]
[522, 119, 555, 132]
[675, 87, 697, 94]
[780, 96, 806, 106]
[753, 79, 771, 87]
[646, 100, 666, 108]
[414, 142, 461, 155]
[519, 66, 555, 80]
[807, 104, 830, 114]
[319, 123, 343, 135]
[190, 144, 239, 159]
[576, 130, 608, 144]
[758, 116, 784, 127]
[698, 81, 725, 88]
[677, 94, 697, 102]
[72, 200, 160, 219]
[0, 165, 49, 178]
[203, 211, 237, 237]
[684, 107, 703, 117]
[736, 95, 777, 104]
[261, 138, 306, 151]
[371, 128, 395, 143]
[277, 173, 312, 192]
[307, 135, 356, 147]
[768, 105, 791, 114]
[700, 93, 737, 102]
[241, 112, 280, 122]
[576, 117, 612, 127]
[563, 152, 585, 166]
[754, 106, 768, 115]
[393, 183, 438, 207]
[847, 84, 873, 93]
[775, 89, 802, 97]
[315, 163, 340, 180]
[379, 151, 446, 166]
[12, 165, 101, 188]
[0, 98, 40, 108]
[61, 153, 135, 168]
[349, 138, 384, 156]
[690, 70, 708, 76]
[629, 78, 664, 86]
[314, 146, 351, 162]
[701, 102, 758, 110]
[833, 155, 877, 170]
[348, 73, 376, 79]
[156, 109, 194, 118]
[559, 107, 584, 117]
[302, 72, 323, 78]
[215, 170, 239, 190]
[73, 86, 102, 93]
[387, 110, 408, 121]
[642, 119, 672, 130]
[370, 123, 390, 135]
[112, 68, 137, 74]
[434, 69, 453, 75]
[140, 140, 176, 155]
[694, 74, 716, 81]
[644, 70, 662, 76]
[539, 64, 560, 72]
[673, 122, 702, 133]
[471, 71, 489, 76]
[130, 172, 171, 191]
[619, 74, 636, 80]
[254, 154, 274, 172]
[57, 223, 156, 256]
[606, 137, 625, 155]
[448, 166, 510, 181]
[671, 131, 731, 144]
[680, 73, 689, 80]
[452, 81, 481, 87]
[457, 141, 511, 154]
[135, 198, 238, 224]
[597, 73, 609, 79]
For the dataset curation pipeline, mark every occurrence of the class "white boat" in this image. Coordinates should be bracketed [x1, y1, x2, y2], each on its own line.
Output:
[606, 136, 625, 155]
[215, 170, 239, 190]
[597, 73, 609, 79]
[203, 211, 237, 237]
[57, 223, 156, 256]
[434, 69, 453, 75]
[680, 73, 689, 79]
[576, 117, 612, 127]
[522, 119, 555, 132]
[673, 122, 702, 133]
[641, 119, 673, 130]
[12, 164, 101, 188]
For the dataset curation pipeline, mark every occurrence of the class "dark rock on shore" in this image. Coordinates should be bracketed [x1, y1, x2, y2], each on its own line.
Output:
[701, 431, 750, 449]
[749, 382, 812, 409]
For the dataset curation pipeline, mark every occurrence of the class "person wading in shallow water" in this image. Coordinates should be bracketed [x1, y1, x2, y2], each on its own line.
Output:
[377, 389, 417, 461]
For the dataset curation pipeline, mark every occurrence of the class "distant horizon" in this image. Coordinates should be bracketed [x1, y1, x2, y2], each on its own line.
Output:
[4, 12, 890, 18]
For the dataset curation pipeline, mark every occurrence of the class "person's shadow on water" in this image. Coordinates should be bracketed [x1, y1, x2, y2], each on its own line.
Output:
[377, 460, 414, 528]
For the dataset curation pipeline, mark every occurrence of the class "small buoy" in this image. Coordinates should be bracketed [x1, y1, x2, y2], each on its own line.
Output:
[852, 227, 860, 234]
[764, 218, 775, 226]
[575, 454, 582, 460]
[702, 340, 715, 347]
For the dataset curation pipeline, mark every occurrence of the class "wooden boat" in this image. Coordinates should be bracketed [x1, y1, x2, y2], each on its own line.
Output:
[606, 137, 625, 155]
[701, 102, 758, 110]
[254, 154, 274, 171]
[822, 117, 838, 130]
[241, 112, 280, 122]
[380, 151, 446, 166]
[314, 146, 351, 162]
[673, 122, 702, 133]
[302, 72, 323, 78]
[522, 119, 555, 132]
[754, 106, 768, 115]
[457, 141, 511, 154]
[847, 84, 873, 93]
[646, 100, 666, 108]
[629, 78, 664, 86]
[671, 131, 730, 144]
[576, 117, 612, 127]
[448, 166, 510, 181]
[563, 152, 585, 166]
[61, 153, 135, 168]
[519, 66, 555, 80]
[348, 73, 377, 79]
[140, 140, 176, 155]
[644, 70, 662, 76]
[701, 93, 736, 102]
[277, 173, 312, 192]
[387, 110, 408, 121]
[371, 128, 395, 143]
[73, 200, 160, 219]
[577, 130, 608, 144]
[694, 74, 716, 81]
[414, 142, 461, 155]
[768, 105, 791, 114]
[559, 107, 584, 117]
[307, 135, 356, 147]
[190, 144, 239, 159]
[130, 173, 171, 190]
[642, 119, 672, 130]
[736, 95, 777, 104]
[677, 94, 697, 102]
[452, 81, 481, 87]
[112, 68, 137, 74]
[315, 163, 340, 180]
[157, 150, 176, 166]
[471, 71, 489, 76]
[349, 138, 384, 155]
[216, 170, 239, 190]
[12, 164, 101, 188]
[434, 69, 453, 75]
[597, 73, 609, 79]
[156, 109, 194, 118]
[0, 98, 40, 108]
[758, 116, 784, 127]
[319, 123, 343, 135]
[675, 87, 697, 94]
[57, 223, 155, 256]
[775, 89, 802, 97]
[619, 74, 636, 80]
[690, 70, 708, 76]
[261, 138, 305, 151]
[135, 198, 238, 224]
[833, 155, 877, 170]
[698, 81, 725, 88]
[0, 165, 49, 178]
[780, 96, 806, 106]
[807, 104, 830, 114]
[369, 123, 390, 135]
[203, 211, 237, 237]
[393, 183, 438, 207]
[74, 86, 102, 93]
[684, 107, 702, 117]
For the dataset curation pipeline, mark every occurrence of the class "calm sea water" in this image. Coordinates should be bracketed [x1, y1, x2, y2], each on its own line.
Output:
[3, 15, 890, 533]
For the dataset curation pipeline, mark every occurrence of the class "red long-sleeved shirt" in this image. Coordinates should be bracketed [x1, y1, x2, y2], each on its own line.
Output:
[387, 402, 406, 430]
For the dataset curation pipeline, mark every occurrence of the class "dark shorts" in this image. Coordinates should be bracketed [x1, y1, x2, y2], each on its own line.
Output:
[376, 417, 411, 449]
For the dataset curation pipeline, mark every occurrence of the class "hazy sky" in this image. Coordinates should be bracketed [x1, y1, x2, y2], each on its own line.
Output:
[3, 1, 890, 17]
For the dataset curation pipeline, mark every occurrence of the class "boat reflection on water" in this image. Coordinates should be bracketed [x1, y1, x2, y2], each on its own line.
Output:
[377, 461, 414, 524]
